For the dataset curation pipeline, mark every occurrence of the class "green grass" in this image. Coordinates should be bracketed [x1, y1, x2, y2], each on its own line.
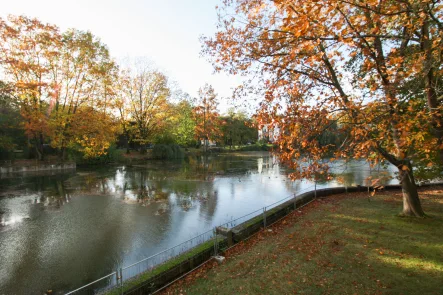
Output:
[106, 236, 225, 295]
[162, 188, 443, 295]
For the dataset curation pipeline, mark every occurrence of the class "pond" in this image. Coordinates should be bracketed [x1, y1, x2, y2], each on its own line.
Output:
[0, 152, 397, 294]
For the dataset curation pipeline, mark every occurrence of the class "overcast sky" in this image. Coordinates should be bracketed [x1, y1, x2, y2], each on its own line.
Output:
[1, 0, 247, 113]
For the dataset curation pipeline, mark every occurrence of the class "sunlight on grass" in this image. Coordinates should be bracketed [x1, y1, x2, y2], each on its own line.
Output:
[377, 254, 443, 273]
[330, 214, 378, 224]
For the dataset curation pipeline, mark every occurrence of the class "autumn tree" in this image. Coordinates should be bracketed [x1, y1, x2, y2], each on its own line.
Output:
[203, 0, 443, 216]
[0, 15, 61, 160]
[0, 80, 25, 156]
[0, 15, 119, 160]
[119, 62, 170, 153]
[47, 29, 119, 159]
[68, 106, 119, 158]
[115, 69, 133, 153]
[193, 84, 223, 151]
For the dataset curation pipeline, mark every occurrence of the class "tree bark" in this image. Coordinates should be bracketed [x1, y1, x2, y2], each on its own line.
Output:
[35, 145, 43, 161]
[398, 163, 425, 217]
[61, 147, 67, 162]
[125, 132, 130, 154]
[34, 133, 44, 161]
[377, 147, 425, 217]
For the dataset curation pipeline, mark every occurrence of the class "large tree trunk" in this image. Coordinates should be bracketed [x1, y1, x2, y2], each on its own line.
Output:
[34, 133, 44, 161]
[125, 137, 130, 154]
[123, 128, 130, 154]
[35, 145, 43, 161]
[398, 163, 425, 217]
[61, 147, 67, 162]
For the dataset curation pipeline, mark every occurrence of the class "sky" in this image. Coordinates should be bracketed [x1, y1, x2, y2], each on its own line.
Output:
[0, 0, 246, 114]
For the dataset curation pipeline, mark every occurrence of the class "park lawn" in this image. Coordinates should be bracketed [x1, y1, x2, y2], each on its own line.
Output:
[161, 186, 443, 295]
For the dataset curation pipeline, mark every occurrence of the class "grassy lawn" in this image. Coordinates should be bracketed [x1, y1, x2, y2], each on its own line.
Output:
[161, 186, 443, 295]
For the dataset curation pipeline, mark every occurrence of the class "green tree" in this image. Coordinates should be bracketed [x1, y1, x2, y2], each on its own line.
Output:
[170, 100, 196, 147]
[222, 108, 257, 148]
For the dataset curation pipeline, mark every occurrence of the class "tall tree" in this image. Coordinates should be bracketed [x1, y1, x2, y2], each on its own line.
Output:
[222, 108, 257, 148]
[0, 15, 61, 160]
[203, 0, 443, 216]
[170, 100, 196, 147]
[120, 63, 170, 153]
[115, 69, 133, 153]
[193, 84, 223, 152]
[48, 29, 119, 160]
[0, 80, 24, 156]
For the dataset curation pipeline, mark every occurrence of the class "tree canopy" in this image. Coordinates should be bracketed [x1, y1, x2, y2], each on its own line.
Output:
[193, 84, 224, 150]
[203, 0, 443, 216]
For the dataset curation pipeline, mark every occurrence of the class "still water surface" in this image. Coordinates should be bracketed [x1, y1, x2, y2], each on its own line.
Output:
[0, 152, 397, 294]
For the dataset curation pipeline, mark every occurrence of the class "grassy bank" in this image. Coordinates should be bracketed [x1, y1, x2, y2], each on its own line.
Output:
[106, 238, 220, 295]
[161, 187, 443, 295]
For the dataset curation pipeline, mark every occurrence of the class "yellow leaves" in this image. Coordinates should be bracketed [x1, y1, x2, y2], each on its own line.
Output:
[1, 15, 119, 159]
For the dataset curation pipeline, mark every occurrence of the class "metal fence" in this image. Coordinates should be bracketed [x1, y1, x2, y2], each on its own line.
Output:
[216, 185, 316, 232]
[65, 229, 217, 295]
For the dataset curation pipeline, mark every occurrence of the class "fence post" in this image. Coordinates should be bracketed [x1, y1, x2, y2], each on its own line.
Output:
[213, 227, 218, 256]
[263, 207, 267, 228]
[120, 268, 123, 295]
[293, 192, 297, 210]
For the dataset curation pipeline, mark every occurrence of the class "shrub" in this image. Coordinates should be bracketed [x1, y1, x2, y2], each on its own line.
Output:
[152, 144, 184, 160]
[68, 144, 123, 165]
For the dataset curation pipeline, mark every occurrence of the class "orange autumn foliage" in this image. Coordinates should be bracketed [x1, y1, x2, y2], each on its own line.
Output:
[203, 0, 443, 216]
[192, 84, 224, 149]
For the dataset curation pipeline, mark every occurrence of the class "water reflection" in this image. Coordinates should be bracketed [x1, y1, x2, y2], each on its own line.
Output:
[0, 152, 396, 294]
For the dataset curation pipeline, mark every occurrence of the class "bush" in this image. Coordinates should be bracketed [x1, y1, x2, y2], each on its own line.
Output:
[152, 144, 184, 160]
[68, 144, 123, 165]
[154, 133, 176, 145]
